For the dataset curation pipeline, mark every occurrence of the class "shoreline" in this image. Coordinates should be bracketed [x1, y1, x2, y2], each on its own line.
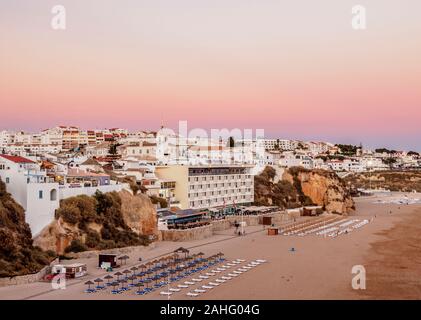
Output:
[0, 193, 420, 300]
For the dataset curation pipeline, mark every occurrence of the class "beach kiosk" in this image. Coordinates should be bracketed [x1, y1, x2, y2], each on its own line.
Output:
[98, 253, 118, 269]
[51, 263, 87, 278]
[260, 216, 272, 226]
[267, 227, 279, 236]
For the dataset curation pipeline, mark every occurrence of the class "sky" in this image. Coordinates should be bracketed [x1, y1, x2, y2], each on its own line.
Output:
[1, 0, 421, 150]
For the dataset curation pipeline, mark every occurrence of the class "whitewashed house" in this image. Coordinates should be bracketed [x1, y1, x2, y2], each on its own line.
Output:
[0, 154, 60, 236]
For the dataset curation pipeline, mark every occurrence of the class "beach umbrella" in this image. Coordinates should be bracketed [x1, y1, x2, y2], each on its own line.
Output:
[111, 281, 119, 290]
[118, 255, 129, 265]
[114, 272, 123, 280]
[122, 270, 131, 279]
[104, 275, 113, 283]
[84, 280, 94, 290]
[94, 278, 103, 287]
[130, 266, 138, 275]
[119, 279, 127, 288]
[134, 282, 144, 290]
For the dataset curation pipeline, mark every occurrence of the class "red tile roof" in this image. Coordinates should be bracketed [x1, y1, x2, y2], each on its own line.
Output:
[0, 154, 35, 163]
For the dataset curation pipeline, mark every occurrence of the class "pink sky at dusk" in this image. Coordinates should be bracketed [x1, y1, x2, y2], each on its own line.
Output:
[1, 0, 421, 150]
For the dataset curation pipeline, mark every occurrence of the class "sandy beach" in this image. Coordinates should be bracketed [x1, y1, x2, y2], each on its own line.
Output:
[0, 192, 420, 300]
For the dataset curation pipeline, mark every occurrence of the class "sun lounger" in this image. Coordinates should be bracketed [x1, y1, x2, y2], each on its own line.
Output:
[217, 267, 226, 271]
[187, 292, 199, 297]
[256, 259, 267, 263]
[199, 275, 209, 279]
[233, 270, 242, 274]
[202, 285, 213, 289]
[184, 281, 195, 285]
[228, 273, 239, 277]
[192, 278, 202, 282]
[178, 284, 188, 288]
[212, 270, 221, 273]
[242, 266, 252, 269]
[208, 282, 220, 286]
[238, 268, 248, 272]
[215, 279, 226, 283]
[194, 289, 206, 293]
[160, 291, 172, 296]
[221, 276, 232, 280]
[85, 289, 97, 294]
[169, 288, 181, 292]
[236, 259, 246, 262]
[205, 272, 215, 276]
[135, 290, 147, 295]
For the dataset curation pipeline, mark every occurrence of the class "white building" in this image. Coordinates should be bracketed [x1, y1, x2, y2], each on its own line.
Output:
[0, 154, 60, 236]
[326, 159, 364, 172]
[279, 152, 313, 169]
[257, 139, 299, 151]
[0, 154, 128, 236]
[155, 165, 254, 213]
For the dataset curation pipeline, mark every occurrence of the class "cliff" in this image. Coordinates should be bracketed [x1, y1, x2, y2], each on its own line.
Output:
[344, 171, 421, 193]
[254, 166, 354, 214]
[283, 167, 355, 214]
[34, 190, 158, 255]
[0, 179, 55, 277]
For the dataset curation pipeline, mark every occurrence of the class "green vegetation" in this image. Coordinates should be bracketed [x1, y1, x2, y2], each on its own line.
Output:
[344, 171, 421, 193]
[253, 166, 314, 209]
[335, 144, 360, 156]
[375, 148, 397, 154]
[149, 195, 168, 208]
[108, 143, 122, 155]
[56, 191, 151, 253]
[227, 136, 235, 148]
[0, 179, 56, 277]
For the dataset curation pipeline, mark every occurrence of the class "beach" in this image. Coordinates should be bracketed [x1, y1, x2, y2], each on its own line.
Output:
[0, 192, 420, 300]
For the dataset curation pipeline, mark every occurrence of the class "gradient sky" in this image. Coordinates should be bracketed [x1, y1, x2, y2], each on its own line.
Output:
[1, 0, 421, 150]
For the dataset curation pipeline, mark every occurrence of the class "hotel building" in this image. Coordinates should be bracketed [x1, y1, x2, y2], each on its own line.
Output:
[155, 164, 254, 212]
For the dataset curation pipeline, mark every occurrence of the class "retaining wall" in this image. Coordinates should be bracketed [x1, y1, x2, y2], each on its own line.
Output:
[0, 258, 59, 287]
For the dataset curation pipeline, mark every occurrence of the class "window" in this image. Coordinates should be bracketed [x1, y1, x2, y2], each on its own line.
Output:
[39, 190, 43, 199]
[5, 177, 10, 183]
[50, 189, 57, 201]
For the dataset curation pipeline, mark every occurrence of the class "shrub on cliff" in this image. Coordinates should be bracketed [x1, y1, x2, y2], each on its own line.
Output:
[149, 195, 168, 208]
[254, 166, 303, 208]
[0, 179, 55, 277]
[65, 239, 88, 253]
[57, 191, 152, 253]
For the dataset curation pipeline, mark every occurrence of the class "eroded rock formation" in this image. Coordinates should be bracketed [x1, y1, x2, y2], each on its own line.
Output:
[254, 166, 355, 215]
[34, 190, 157, 254]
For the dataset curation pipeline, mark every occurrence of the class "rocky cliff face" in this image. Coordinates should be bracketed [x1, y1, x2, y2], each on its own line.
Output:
[0, 179, 55, 277]
[119, 190, 157, 236]
[344, 171, 421, 193]
[254, 166, 354, 214]
[34, 190, 158, 255]
[283, 167, 355, 214]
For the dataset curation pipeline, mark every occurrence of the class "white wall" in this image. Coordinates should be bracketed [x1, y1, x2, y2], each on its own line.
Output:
[26, 183, 60, 236]
[59, 184, 128, 199]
